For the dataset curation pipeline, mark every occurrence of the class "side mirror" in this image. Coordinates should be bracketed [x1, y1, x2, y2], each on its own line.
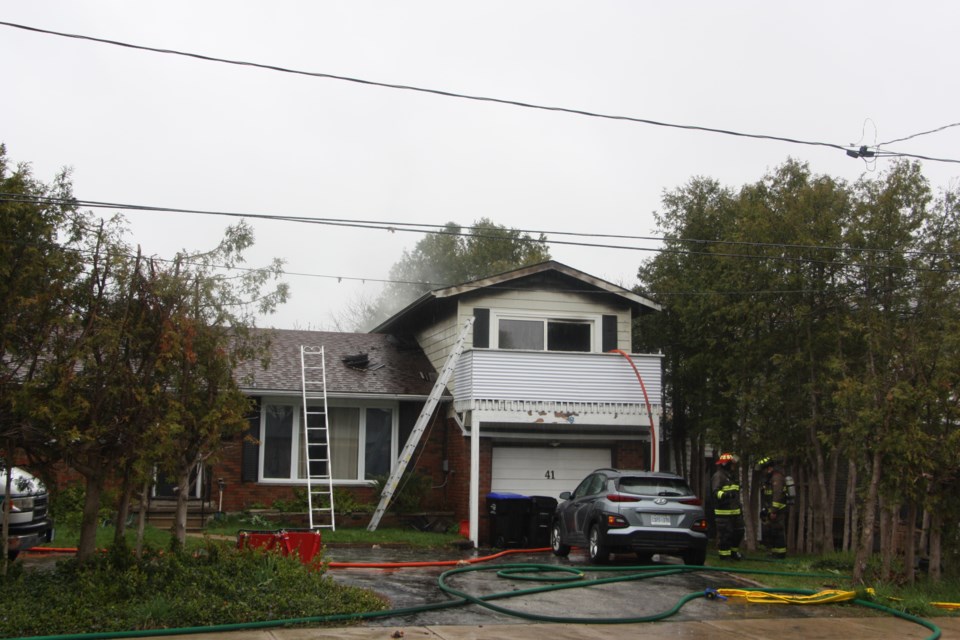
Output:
[559, 491, 571, 500]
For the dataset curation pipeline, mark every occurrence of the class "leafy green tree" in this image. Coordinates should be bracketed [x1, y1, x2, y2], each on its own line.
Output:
[149, 223, 285, 548]
[0, 145, 87, 570]
[20, 211, 287, 561]
[23, 218, 146, 561]
[638, 159, 960, 579]
[362, 218, 550, 328]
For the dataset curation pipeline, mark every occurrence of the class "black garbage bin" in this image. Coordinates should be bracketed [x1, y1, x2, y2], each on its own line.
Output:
[528, 495, 558, 547]
[486, 492, 531, 548]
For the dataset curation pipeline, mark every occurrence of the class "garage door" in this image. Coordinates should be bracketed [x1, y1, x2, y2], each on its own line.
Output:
[491, 447, 612, 500]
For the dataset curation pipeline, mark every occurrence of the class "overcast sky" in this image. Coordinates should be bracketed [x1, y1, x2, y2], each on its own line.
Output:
[3, 2, 958, 330]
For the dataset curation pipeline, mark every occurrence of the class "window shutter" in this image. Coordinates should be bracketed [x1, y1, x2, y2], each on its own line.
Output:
[473, 308, 490, 348]
[241, 401, 261, 483]
[602, 315, 618, 352]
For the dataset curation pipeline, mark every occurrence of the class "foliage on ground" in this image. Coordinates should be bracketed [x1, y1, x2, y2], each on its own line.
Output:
[1, 542, 386, 636]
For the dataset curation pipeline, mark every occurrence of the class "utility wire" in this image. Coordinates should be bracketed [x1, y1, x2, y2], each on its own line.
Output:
[3, 192, 957, 265]
[2, 192, 958, 276]
[4, 20, 958, 164]
[881, 122, 960, 147]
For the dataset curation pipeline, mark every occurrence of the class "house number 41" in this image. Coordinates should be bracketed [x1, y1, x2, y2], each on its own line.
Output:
[544, 470, 555, 479]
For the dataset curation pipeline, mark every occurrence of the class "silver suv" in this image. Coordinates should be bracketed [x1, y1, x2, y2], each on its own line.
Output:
[551, 468, 708, 565]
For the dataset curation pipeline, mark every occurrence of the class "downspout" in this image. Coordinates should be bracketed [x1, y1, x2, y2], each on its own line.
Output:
[609, 349, 658, 472]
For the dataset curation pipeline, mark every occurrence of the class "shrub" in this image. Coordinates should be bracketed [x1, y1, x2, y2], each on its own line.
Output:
[0, 541, 386, 636]
[372, 471, 431, 512]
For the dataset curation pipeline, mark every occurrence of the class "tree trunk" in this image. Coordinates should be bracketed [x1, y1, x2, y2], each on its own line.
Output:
[878, 498, 892, 581]
[843, 459, 857, 552]
[904, 502, 917, 584]
[918, 509, 930, 563]
[740, 463, 755, 552]
[825, 448, 840, 552]
[795, 466, 807, 553]
[174, 467, 191, 550]
[853, 450, 882, 584]
[928, 511, 942, 582]
[113, 464, 135, 547]
[1, 449, 12, 576]
[78, 475, 104, 563]
[135, 479, 149, 558]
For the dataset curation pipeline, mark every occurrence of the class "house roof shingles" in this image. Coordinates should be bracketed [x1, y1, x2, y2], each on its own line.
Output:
[235, 329, 439, 398]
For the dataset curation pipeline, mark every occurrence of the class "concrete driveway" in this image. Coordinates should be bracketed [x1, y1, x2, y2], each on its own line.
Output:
[322, 545, 941, 631]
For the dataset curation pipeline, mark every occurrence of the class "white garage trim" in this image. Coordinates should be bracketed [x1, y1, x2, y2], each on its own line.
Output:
[491, 446, 612, 500]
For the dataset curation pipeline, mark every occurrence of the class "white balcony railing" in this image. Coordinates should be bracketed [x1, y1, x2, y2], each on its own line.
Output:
[452, 349, 662, 416]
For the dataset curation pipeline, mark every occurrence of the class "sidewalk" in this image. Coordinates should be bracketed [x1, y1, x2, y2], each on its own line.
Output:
[158, 616, 959, 640]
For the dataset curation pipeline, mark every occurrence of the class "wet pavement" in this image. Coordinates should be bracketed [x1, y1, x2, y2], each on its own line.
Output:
[324, 546, 769, 626]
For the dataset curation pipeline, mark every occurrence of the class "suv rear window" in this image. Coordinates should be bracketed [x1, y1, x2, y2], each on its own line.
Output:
[617, 477, 694, 497]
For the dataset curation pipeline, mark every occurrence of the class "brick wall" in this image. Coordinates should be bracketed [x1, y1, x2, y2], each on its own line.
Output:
[612, 440, 649, 470]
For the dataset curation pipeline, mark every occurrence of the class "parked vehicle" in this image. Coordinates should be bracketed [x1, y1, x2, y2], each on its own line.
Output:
[551, 468, 708, 565]
[0, 466, 54, 559]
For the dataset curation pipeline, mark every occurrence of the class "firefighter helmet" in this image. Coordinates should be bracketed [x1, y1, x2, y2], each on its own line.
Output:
[756, 456, 778, 470]
[716, 452, 737, 466]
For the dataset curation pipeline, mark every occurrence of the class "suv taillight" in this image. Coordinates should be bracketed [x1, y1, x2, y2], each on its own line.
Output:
[606, 493, 640, 502]
[691, 518, 708, 532]
[606, 513, 629, 528]
[680, 497, 702, 506]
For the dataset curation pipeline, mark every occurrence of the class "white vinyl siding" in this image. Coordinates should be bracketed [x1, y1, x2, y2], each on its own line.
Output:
[455, 350, 662, 405]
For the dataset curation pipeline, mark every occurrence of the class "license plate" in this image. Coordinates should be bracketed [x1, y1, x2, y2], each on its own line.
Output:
[650, 514, 671, 526]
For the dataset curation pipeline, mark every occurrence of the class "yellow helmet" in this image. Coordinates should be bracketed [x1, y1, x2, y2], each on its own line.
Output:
[756, 456, 778, 470]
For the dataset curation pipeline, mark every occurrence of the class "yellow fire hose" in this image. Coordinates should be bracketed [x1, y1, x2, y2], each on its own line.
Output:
[716, 587, 875, 605]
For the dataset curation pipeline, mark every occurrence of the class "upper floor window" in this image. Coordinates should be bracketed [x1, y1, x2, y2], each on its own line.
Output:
[498, 318, 592, 352]
[474, 308, 618, 352]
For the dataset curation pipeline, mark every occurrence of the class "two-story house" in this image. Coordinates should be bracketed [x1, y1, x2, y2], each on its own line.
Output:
[216, 261, 662, 545]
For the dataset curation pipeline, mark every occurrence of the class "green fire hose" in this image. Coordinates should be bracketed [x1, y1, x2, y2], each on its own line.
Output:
[8, 563, 942, 640]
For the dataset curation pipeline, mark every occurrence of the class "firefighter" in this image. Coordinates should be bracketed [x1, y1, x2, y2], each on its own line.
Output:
[711, 452, 744, 560]
[757, 456, 788, 559]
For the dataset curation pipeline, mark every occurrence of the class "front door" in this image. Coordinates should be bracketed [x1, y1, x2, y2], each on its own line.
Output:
[153, 464, 205, 499]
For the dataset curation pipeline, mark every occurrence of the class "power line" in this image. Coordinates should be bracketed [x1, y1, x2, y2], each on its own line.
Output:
[2, 192, 957, 276]
[881, 122, 960, 147]
[3, 192, 956, 264]
[4, 20, 958, 165]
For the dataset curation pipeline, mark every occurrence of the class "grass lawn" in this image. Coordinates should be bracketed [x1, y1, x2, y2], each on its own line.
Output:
[203, 512, 467, 547]
[40, 516, 468, 552]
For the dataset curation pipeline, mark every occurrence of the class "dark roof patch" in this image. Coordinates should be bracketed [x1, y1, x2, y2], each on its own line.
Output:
[235, 329, 439, 397]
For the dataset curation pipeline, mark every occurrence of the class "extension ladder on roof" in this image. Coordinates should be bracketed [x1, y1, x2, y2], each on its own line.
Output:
[367, 317, 475, 531]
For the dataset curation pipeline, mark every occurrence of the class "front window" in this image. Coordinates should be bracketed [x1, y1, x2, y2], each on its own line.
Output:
[259, 401, 396, 483]
[495, 316, 595, 352]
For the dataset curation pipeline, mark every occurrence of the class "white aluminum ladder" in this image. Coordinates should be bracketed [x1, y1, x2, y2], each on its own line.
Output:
[300, 346, 336, 530]
[367, 317, 475, 531]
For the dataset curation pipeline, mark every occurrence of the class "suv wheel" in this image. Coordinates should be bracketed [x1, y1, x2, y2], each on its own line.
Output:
[551, 521, 570, 557]
[588, 524, 610, 564]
